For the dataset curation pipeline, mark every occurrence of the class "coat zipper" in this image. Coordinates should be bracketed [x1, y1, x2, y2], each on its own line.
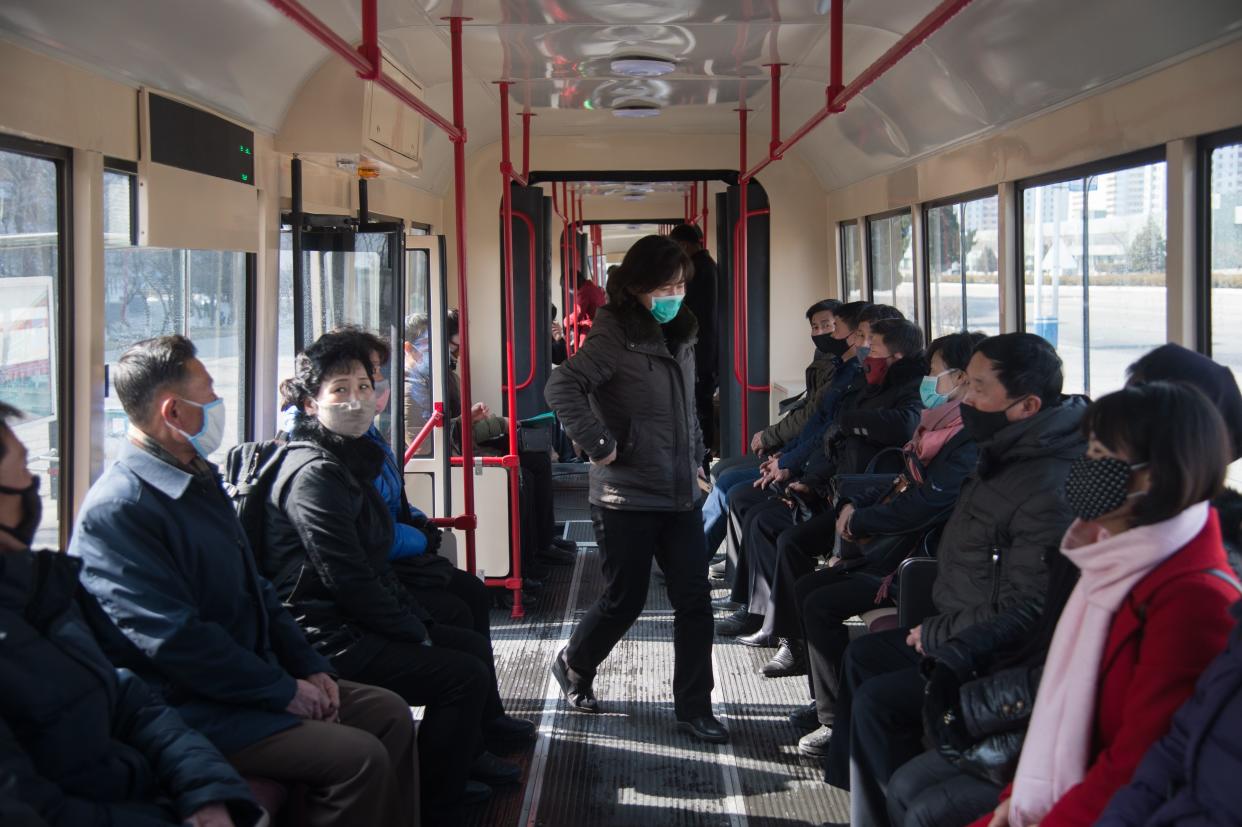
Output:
[990, 546, 1002, 611]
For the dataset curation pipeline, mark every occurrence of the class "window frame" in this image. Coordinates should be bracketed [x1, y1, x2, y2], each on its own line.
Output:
[922, 187, 1000, 341]
[1196, 125, 1242, 356]
[838, 219, 862, 301]
[0, 133, 74, 547]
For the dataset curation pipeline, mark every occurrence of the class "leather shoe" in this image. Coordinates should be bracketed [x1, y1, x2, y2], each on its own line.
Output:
[736, 629, 778, 648]
[677, 715, 730, 744]
[788, 702, 820, 730]
[470, 751, 521, 785]
[712, 596, 742, 611]
[798, 725, 833, 757]
[551, 648, 600, 712]
[485, 714, 536, 747]
[537, 544, 576, 566]
[714, 607, 760, 637]
[762, 638, 807, 676]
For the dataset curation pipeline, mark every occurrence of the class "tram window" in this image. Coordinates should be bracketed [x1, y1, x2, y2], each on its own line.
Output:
[1209, 141, 1242, 376]
[926, 194, 1000, 338]
[0, 147, 63, 548]
[103, 248, 248, 465]
[404, 248, 433, 454]
[278, 229, 294, 399]
[868, 211, 916, 321]
[1023, 159, 1167, 397]
[839, 221, 863, 301]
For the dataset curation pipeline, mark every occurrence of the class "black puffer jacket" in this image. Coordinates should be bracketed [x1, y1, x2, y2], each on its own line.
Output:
[546, 298, 704, 512]
[0, 550, 259, 826]
[921, 396, 1087, 653]
[257, 420, 434, 675]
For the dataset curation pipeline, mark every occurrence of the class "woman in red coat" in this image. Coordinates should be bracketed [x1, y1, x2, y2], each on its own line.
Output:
[972, 381, 1239, 827]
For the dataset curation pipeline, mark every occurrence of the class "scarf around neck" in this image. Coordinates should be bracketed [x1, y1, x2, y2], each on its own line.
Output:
[903, 400, 964, 484]
[1008, 500, 1210, 827]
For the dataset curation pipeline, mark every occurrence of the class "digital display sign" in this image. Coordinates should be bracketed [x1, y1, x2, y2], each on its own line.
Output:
[148, 93, 255, 185]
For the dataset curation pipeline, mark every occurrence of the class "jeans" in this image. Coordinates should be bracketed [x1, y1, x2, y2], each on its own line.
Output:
[702, 460, 762, 557]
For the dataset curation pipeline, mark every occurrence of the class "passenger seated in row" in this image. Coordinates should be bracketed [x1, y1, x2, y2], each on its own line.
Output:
[0, 401, 261, 827]
[789, 331, 983, 751]
[701, 299, 843, 558]
[264, 333, 531, 819]
[68, 336, 418, 827]
[957, 382, 1239, 827]
[824, 333, 1087, 827]
[886, 343, 1242, 827]
[722, 318, 928, 667]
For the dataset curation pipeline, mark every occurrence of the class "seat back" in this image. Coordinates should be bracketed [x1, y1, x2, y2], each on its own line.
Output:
[897, 557, 939, 628]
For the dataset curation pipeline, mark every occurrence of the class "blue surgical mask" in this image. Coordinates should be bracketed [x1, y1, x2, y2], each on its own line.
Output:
[172, 397, 226, 459]
[650, 294, 684, 324]
[855, 344, 871, 362]
[920, 371, 956, 409]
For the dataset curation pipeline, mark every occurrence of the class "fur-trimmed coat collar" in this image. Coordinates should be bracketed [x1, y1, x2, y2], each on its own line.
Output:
[289, 414, 386, 485]
[599, 297, 699, 356]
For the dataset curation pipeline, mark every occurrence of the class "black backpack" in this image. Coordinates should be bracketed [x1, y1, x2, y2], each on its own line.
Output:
[222, 439, 321, 559]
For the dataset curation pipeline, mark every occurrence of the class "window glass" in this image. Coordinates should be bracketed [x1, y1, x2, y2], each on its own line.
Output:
[0, 148, 61, 548]
[1210, 142, 1242, 376]
[103, 248, 248, 466]
[277, 230, 295, 403]
[404, 249, 433, 454]
[840, 222, 863, 301]
[868, 212, 916, 320]
[927, 194, 1000, 338]
[1023, 160, 1167, 397]
[103, 170, 133, 248]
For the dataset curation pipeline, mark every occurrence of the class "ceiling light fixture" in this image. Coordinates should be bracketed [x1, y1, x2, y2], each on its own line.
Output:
[612, 104, 662, 119]
[610, 57, 677, 78]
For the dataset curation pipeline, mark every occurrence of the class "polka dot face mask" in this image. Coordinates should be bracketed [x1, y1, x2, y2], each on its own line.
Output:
[1064, 455, 1148, 521]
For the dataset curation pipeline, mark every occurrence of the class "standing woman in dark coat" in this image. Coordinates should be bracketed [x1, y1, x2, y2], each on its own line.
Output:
[545, 234, 727, 744]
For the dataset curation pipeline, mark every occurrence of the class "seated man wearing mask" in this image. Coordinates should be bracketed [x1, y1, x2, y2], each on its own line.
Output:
[69, 335, 418, 827]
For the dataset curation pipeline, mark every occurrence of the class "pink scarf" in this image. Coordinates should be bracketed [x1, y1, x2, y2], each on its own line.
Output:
[1008, 501, 1210, 827]
[904, 400, 964, 484]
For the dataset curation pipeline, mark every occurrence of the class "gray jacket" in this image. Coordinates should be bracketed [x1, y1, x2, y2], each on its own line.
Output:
[546, 300, 704, 512]
[922, 396, 1088, 653]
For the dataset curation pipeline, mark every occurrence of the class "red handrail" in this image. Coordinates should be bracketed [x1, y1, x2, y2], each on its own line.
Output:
[403, 403, 444, 464]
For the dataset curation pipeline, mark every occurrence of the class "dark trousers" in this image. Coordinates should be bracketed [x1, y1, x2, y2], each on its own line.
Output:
[695, 376, 718, 462]
[765, 511, 839, 638]
[565, 505, 715, 719]
[345, 626, 496, 809]
[797, 566, 889, 726]
[740, 498, 796, 619]
[887, 750, 1002, 827]
[724, 483, 773, 601]
[825, 629, 924, 827]
[519, 449, 555, 550]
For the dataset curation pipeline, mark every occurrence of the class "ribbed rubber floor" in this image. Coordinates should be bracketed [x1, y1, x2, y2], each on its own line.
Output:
[466, 535, 850, 826]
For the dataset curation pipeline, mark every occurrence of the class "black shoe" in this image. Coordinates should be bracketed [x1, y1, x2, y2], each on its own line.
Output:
[798, 725, 833, 757]
[715, 608, 760, 637]
[712, 596, 742, 611]
[470, 751, 521, 785]
[551, 648, 600, 713]
[737, 629, 778, 648]
[523, 576, 545, 591]
[762, 639, 807, 676]
[537, 544, 576, 566]
[551, 537, 578, 554]
[485, 714, 536, 747]
[788, 702, 820, 731]
[677, 715, 730, 744]
[460, 779, 493, 805]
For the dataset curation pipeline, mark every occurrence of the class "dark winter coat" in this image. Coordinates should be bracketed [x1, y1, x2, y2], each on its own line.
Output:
[70, 441, 333, 756]
[683, 248, 719, 385]
[545, 298, 705, 512]
[258, 419, 434, 676]
[759, 350, 837, 451]
[0, 549, 259, 826]
[1099, 597, 1242, 826]
[921, 397, 1088, 653]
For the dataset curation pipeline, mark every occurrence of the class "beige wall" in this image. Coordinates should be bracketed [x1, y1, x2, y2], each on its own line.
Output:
[447, 133, 830, 411]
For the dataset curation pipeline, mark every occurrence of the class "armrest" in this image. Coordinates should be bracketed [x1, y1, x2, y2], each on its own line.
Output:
[897, 557, 939, 628]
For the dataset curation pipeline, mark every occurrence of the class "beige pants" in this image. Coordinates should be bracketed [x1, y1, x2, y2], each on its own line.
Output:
[228, 680, 419, 827]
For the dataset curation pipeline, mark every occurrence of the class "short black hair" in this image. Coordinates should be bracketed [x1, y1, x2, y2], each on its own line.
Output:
[331, 324, 391, 365]
[606, 235, 694, 306]
[859, 304, 904, 325]
[1083, 381, 1228, 527]
[973, 332, 1063, 407]
[0, 401, 23, 463]
[668, 224, 703, 245]
[833, 301, 870, 331]
[805, 299, 842, 320]
[870, 318, 924, 358]
[1127, 343, 1242, 461]
[113, 335, 199, 425]
[279, 332, 374, 410]
[928, 331, 987, 372]
[446, 308, 460, 340]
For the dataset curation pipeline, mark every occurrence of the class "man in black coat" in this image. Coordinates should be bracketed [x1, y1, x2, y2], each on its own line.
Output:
[0, 400, 261, 827]
[671, 224, 719, 467]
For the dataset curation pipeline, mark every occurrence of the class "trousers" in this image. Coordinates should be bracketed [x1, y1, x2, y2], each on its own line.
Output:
[887, 750, 1002, 827]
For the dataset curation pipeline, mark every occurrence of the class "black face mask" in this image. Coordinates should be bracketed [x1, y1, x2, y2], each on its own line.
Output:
[0, 476, 41, 547]
[815, 334, 849, 357]
[960, 399, 1025, 443]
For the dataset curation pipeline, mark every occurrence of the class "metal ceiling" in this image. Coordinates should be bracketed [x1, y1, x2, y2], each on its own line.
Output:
[1, 0, 1240, 194]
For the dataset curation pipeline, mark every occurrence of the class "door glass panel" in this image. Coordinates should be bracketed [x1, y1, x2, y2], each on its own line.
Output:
[404, 249, 433, 454]
[0, 149, 61, 547]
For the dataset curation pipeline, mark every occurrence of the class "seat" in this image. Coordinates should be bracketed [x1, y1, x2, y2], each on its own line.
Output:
[896, 557, 939, 628]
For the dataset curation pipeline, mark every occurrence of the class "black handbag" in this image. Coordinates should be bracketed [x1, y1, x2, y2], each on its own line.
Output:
[390, 549, 456, 590]
[832, 446, 907, 505]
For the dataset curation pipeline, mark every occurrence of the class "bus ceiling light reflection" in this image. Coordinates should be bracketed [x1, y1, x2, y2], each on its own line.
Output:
[610, 57, 676, 78]
[612, 105, 662, 119]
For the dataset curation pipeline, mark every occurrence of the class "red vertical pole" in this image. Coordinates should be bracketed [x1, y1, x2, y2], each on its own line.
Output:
[738, 108, 750, 454]
[572, 189, 581, 351]
[702, 181, 710, 253]
[358, 0, 379, 76]
[446, 16, 478, 574]
[829, 0, 844, 104]
[768, 63, 783, 158]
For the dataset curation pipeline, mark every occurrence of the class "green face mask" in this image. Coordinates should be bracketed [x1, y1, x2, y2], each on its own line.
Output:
[650, 294, 684, 324]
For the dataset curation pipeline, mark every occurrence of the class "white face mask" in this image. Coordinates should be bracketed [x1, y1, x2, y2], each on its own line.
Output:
[172, 397, 227, 459]
[317, 398, 374, 438]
